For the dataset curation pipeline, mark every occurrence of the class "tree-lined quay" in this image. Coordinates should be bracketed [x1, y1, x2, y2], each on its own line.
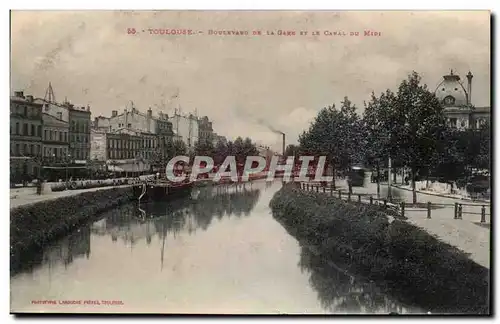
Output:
[270, 184, 490, 314]
[299, 181, 490, 224]
[285, 72, 490, 203]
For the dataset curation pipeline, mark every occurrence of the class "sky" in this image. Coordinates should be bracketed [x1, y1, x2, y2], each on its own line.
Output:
[10, 10, 490, 151]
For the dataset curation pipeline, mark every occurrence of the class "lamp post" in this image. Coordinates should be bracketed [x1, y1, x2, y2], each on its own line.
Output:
[386, 131, 394, 202]
[388, 154, 392, 202]
[378, 132, 393, 202]
[66, 154, 71, 182]
[51, 153, 56, 181]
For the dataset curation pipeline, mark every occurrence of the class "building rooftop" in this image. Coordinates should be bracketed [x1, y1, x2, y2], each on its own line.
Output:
[435, 70, 469, 107]
[11, 91, 43, 105]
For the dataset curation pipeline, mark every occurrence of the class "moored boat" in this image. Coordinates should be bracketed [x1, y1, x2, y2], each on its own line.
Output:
[133, 179, 194, 202]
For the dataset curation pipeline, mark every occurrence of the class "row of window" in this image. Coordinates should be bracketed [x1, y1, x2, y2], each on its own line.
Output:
[73, 135, 89, 143]
[71, 120, 90, 133]
[11, 143, 41, 156]
[447, 118, 488, 129]
[198, 133, 213, 140]
[72, 149, 88, 160]
[108, 150, 153, 160]
[11, 143, 69, 158]
[11, 123, 89, 143]
[44, 130, 68, 142]
[11, 123, 42, 137]
[107, 138, 157, 149]
[43, 147, 69, 158]
[157, 122, 173, 131]
[11, 104, 42, 119]
[11, 143, 89, 160]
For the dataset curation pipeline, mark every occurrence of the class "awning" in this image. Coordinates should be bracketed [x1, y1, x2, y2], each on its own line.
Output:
[42, 166, 89, 169]
[108, 165, 125, 172]
[10, 156, 33, 160]
[108, 162, 150, 173]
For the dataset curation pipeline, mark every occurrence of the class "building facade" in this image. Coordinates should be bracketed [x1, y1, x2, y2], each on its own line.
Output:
[198, 116, 214, 145]
[435, 70, 490, 130]
[68, 103, 91, 163]
[169, 113, 199, 150]
[155, 112, 175, 160]
[90, 129, 108, 162]
[10, 91, 44, 180]
[42, 113, 69, 160]
[93, 105, 175, 164]
[90, 128, 153, 173]
[97, 105, 156, 134]
[36, 98, 70, 123]
[93, 116, 111, 132]
[107, 131, 143, 160]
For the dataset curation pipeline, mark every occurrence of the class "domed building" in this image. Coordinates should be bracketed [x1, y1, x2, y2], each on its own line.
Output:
[435, 70, 490, 130]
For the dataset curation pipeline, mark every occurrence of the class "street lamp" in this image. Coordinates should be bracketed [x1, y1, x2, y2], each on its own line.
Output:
[66, 154, 71, 182]
[377, 132, 393, 202]
[388, 153, 392, 202]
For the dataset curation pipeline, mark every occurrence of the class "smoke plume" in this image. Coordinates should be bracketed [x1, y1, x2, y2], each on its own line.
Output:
[256, 118, 284, 135]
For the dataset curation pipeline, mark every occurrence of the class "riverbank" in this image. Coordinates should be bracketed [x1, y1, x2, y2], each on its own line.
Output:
[269, 184, 490, 314]
[10, 184, 133, 209]
[10, 187, 134, 274]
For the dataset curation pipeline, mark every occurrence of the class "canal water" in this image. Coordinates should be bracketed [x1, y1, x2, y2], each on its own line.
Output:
[10, 180, 423, 314]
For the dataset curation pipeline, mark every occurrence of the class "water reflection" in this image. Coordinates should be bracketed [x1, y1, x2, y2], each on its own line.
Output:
[16, 184, 262, 276]
[12, 226, 91, 276]
[298, 242, 419, 314]
[11, 181, 423, 314]
[92, 184, 261, 245]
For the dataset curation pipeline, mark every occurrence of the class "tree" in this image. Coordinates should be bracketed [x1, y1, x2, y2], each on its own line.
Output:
[214, 140, 229, 166]
[242, 137, 259, 157]
[429, 127, 467, 192]
[363, 90, 396, 198]
[164, 139, 187, 161]
[477, 121, 491, 171]
[391, 72, 447, 203]
[193, 140, 216, 158]
[297, 96, 364, 191]
[284, 144, 300, 158]
[233, 137, 246, 164]
[298, 104, 340, 187]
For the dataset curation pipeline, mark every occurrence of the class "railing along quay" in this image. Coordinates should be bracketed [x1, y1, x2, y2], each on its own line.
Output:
[298, 181, 491, 224]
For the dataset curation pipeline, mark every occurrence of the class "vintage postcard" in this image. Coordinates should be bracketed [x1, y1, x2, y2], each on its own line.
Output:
[10, 10, 491, 315]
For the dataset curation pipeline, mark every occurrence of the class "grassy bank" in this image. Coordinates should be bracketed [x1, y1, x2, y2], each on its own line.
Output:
[270, 184, 489, 314]
[10, 187, 134, 274]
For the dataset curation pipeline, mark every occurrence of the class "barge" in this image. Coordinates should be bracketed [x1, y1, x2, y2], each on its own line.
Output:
[133, 179, 194, 203]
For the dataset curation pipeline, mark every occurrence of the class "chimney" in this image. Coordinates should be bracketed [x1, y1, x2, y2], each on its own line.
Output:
[282, 133, 286, 157]
[87, 104, 90, 112]
[94, 117, 99, 126]
[111, 110, 118, 117]
[147, 107, 152, 132]
[25, 95, 34, 102]
[14, 91, 24, 98]
[466, 71, 473, 106]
